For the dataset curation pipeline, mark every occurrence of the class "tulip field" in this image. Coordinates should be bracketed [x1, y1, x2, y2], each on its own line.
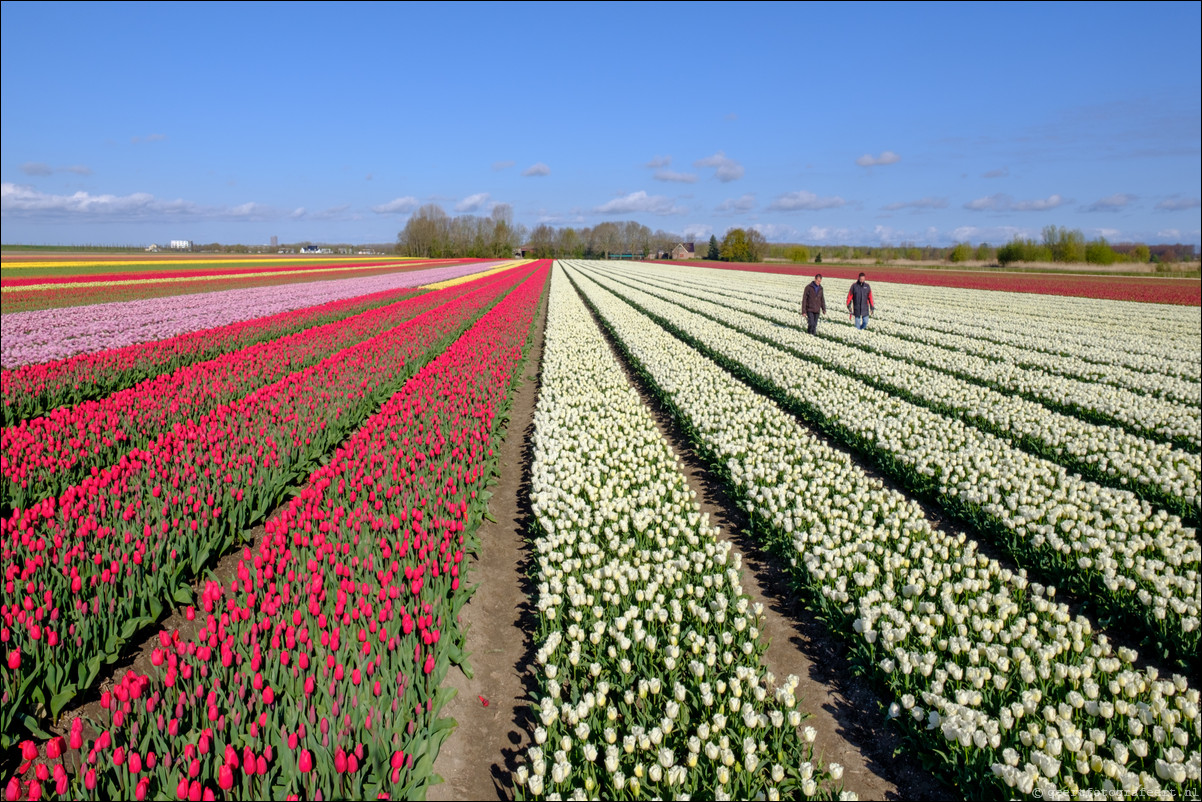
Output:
[1, 254, 1200, 800]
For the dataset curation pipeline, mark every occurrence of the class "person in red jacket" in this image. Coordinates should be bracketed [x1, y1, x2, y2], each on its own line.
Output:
[846, 272, 875, 330]
[802, 274, 827, 335]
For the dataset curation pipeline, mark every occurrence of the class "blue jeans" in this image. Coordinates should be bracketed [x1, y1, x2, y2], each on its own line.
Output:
[855, 315, 869, 330]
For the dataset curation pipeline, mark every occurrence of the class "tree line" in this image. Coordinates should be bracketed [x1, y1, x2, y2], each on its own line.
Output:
[395, 204, 688, 260]
[991, 226, 1186, 267]
[394, 209, 1194, 267]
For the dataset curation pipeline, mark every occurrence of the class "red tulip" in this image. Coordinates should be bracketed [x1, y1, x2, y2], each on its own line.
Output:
[298, 749, 313, 773]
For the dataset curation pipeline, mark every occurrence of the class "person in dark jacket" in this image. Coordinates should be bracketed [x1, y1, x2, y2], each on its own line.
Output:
[801, 274, 826, 335]
[846, 272, 875, 329]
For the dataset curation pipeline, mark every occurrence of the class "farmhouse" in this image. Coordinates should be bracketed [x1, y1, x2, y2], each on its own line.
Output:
[672, 242, 697, 259]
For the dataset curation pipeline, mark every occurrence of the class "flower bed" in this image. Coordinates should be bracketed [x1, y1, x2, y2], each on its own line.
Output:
[0, 262, 549, 801]
[1, 261, 508, 367]
[653, 260, 1202, 306]
[568, 265, 1201, 799]
[572, 263, 1200, 669]
[0, 265, 537, 746]
[606, 264, 1201, 449]
[1, 269, 526, 509]
[584, 265, 1200, 519]
[516, 267, 847, 801]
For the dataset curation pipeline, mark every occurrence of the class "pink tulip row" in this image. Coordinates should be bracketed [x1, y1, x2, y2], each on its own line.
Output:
[1, 273, 519, 511]
[1, 260, 509, 370]
[0, 264, 539, 747]
[0, 284, 424, 426]
[1, 261, 549, 801]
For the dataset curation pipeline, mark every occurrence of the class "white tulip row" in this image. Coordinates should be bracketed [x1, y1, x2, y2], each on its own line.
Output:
[629, 263, 1201, 392]
[577, 264, 1200, 513]
[517, 266, 849, 801]
[851, 312, 1199, 409]
[564, 263, 1201, 800]
[876, 282, 1201, 355]
[655, 264, 1201, 378]
[867, 310, 1200, 402]
[565, 262, 1200, 661]
[601, 265, 1201, 444]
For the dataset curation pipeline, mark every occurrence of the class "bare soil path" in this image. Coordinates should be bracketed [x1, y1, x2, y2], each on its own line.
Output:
[428, 295, 546, 801]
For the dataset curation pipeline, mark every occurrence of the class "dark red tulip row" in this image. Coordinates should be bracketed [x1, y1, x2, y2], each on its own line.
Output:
[1, 261, 548, 801]
[0, 284, 427, 426]
[0, 263, 540, 747]
[2, 272, 523, 511]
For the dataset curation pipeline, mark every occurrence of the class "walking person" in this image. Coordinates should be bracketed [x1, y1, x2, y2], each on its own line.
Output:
[846, 272, 875, 329]
[802, 273, 827, 335]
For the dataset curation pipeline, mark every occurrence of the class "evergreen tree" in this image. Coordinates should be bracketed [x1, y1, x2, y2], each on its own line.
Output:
[706, 235, 720, 260]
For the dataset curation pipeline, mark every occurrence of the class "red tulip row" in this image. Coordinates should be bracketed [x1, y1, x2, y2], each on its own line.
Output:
[2, 272, 519, 511]
[1, 261, 549, 802]
[0, 263, 540, 747]
[0, 283, 431, 426]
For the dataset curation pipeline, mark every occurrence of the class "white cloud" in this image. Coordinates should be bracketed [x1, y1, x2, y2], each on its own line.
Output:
[881, 196, 948, 212]
[949, 224, 1028, 244]
[682, 223, 712, 241]
[750, 223, 799, 241]
[455, 192, 491, 213]
[1083, 193, 1136, 212]
[522, 162, 551, 177]
[645, 155, 672, 168]
[1156, 228, 1182, 239]
[982, 167, 1009, 178]
[1156, 196, 1201, 211]
[767, 190, 846, 212]
[226, 201, 276, 219]
[653, 169, 698, 184]
[694, 151, 744, 182]
[1013, 194, 1066, 211]
[372, 196, 420, 214]
[964, 194, 1008, 211]
[594, 190, 686, 216]
[804, 225, 853, 243]
[1096, 227, 1121, 239]
[0, 183, 282, 221]
[964, 193, 1067, 212]
[855, 151, 901, 167]
[296, 204, 354, 221]
[535, 210, 587, 225]
[492, 160, 515, 171]
[716, 194, 756, 213]
[20, 162, 92, 177]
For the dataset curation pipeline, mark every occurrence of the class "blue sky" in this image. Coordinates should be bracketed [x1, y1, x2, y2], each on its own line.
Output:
[2, 1, 1199, 247]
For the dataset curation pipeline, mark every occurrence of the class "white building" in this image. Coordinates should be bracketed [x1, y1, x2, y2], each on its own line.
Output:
[169, 240, 193, 251]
